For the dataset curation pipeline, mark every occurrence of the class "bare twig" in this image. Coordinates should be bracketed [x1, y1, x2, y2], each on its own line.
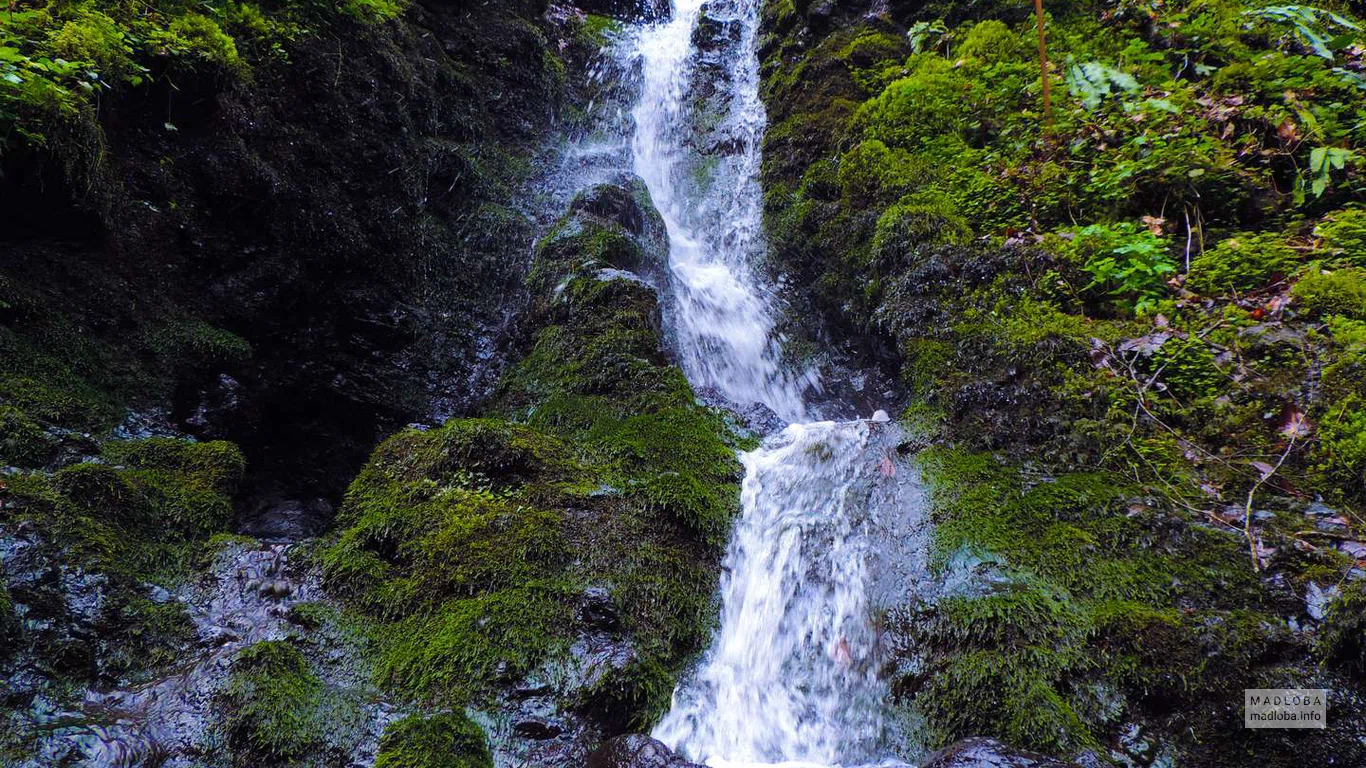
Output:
[1244, 435, 1298, 571]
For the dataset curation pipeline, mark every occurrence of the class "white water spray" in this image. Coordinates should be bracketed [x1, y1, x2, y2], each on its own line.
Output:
[626, 2, 922, 766]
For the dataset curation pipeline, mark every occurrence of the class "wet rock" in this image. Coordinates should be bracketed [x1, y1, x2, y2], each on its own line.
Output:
[571, 178, 663, 240]
[239, 497, 334, 542]
[578, 587, 621, 631]
[575, 0, 671, 21]
[692, 9, 742, 53]
[921, 738, 1075, 768]
[586, 734, 703, 768]
[513, 716, 565, 739]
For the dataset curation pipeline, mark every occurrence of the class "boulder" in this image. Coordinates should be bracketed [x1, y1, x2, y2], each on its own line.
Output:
[586, 734, 702, 768]
[921, 738, 1075, 768]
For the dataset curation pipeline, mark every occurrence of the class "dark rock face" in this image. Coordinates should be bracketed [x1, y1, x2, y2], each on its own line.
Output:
[586, 734, 704, 768]
[922, 738, 1075, 768]
[0, 1, 584, 503]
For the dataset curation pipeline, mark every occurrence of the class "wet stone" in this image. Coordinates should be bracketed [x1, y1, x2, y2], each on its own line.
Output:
[921, 737, 1076, 768]
[586, 734, 703, 768]
[513, 716, 565, 740]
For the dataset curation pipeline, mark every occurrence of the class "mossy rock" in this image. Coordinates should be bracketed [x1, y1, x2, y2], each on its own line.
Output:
[1188, 232, 1298, 294]
[1315, 208, 1366, 267]
[375, 712, 493, 768]
[1317, 583, 1366, 681]
[220, 640, 324, 762]
[0, 405, 57, 468]
[1293, 267, 1366, 320]
[575, 653, 675, 735]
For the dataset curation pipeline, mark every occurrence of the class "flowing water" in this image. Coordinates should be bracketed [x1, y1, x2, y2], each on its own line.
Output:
[622, 2, 929, 766]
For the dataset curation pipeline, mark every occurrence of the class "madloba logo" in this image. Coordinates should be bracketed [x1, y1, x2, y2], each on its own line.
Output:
[1244, 688, 1329, 729]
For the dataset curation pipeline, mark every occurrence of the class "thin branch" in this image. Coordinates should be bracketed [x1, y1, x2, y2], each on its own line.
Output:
[1244, 435, 1298, 572]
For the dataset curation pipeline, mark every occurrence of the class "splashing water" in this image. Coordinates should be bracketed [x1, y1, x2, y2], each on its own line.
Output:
[653, 420, 908, 768]
[626, 2, 927, 766]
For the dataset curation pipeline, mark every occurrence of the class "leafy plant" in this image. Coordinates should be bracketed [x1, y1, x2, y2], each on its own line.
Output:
[1307, 145, 1355, 197]
[1074, 223, 1177, 313]
[1065, 59, 1139, 110]
[908, 20, 949, 54]
[1245, 5, 1362, 60]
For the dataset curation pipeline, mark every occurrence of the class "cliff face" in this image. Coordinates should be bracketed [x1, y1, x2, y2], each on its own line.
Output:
[1, 0, 578, 501]
[756, 0, 1366, 764]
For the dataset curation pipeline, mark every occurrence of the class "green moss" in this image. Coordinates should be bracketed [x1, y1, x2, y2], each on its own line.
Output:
[143, 319, 253, 368]
[1313, 394, 1366, 491]
[375, 712, 492, 768]
[957, 20, 1024, 63]
[0, 584, 17, 657]
[100, 594, 195, 676]
[1317, 582, 1366, 681]
[378, 586, 571, 703]
[576, 653, 675, 733]
[103, 438, 246, 496]
[1293, 267, 1366, 320]
[0, 405, 57, 468]
[221, 640, 324, 761]
[872, 195, 974, 259]
[320, 190, 740, 718]
[907, 448, 1270, 751]
[1188, 232, 1299, 294]
[1315, 208, 1366, 267]
[852, 57, 975, 149]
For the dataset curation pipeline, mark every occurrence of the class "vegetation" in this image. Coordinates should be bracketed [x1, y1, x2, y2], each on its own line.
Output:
[760, 0, 1366, 763]
[1, 0, 403, 149]
[375, 712, 494, 768]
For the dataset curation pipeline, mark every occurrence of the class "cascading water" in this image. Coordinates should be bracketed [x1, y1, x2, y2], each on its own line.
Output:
[630, 0, 812, 422]
[622, 2, 927, 766]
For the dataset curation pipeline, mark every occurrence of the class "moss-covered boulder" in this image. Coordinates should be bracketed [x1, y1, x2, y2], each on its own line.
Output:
[0, 437, 244, 695]
[375, 712, 494, 768]
[220, 640, 325, 762]
[319, 185, 744, 749]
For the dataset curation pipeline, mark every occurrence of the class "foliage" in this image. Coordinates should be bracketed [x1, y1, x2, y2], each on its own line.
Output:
[1188, 231, 1299, 294]
[1070, 223, 1176, 312]
[1314, 207, 1366, 266]
[1, 0, 405, 149]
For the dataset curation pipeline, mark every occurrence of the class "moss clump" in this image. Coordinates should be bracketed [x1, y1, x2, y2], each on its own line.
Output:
[375, 712, 492, 768]
[957, 20, 1024, 63]
[576, 654, 675, 735]
[220, 640, 324, 762]
[1315, 208, 1366, 267]
[0, 584, 17, 657]
[1317, 583, 1366, 681]
[103, 438, 246, 495]
[0, 405, 57, 468]
[1188, 232, 1299, 294]
[142, 319, 253, 369]
[852, 57, 974, 149]
[3, 438, 243, 583]
[1313, 394, 1366, 492]
[1293, 267, 1366, 320]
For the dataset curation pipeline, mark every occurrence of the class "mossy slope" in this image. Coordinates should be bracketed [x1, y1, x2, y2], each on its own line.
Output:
[758, 0, 1366, 764]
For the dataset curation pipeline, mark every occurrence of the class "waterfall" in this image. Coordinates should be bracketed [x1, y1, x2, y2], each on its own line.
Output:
[630, 0, 811, 422]
[623, 2, 925, 766]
